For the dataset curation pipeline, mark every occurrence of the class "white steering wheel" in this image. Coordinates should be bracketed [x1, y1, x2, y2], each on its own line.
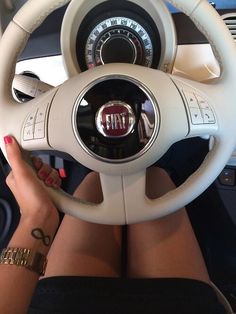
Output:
[0, 0, 236, 225]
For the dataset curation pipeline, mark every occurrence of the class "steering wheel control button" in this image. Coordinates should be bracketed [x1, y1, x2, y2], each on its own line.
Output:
[183, 91, 199, 108]
[195, 94, 211, 110]
[34, 122, 45, 139]
[23, 103, 49, 142]
[189, 107, 204, 125]
[74, 77, 159, 162]
[95, 101, 135, 138]
[202, 109, 215, 124]
[23, 125, 34, 141]
[35, 104, 48, 124]
[25, 111, 37, 127]
[181, 89, 217, 126]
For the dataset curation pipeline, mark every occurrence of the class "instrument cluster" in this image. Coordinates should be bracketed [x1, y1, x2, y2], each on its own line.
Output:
[61, 0, 177, 76]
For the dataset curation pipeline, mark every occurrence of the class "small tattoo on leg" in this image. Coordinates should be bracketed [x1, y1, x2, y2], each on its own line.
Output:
[31, 228, 51, 247]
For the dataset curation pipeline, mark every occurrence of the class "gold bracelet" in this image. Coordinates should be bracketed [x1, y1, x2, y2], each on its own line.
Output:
[0, 247, 47, 276]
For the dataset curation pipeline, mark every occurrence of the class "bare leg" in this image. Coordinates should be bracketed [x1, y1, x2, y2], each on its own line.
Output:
[127, 167, 210, 283]
[44, 172, 122, 278]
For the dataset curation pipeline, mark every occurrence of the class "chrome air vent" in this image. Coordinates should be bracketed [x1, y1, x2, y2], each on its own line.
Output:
[222, 13, 236, 41]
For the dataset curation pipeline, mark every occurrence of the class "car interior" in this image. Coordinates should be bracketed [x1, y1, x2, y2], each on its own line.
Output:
[0, 0, 236, 311]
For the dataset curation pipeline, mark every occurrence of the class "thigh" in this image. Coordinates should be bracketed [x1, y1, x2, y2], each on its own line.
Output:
[44, 172, 122, 278]
[127, 167, 210, 283]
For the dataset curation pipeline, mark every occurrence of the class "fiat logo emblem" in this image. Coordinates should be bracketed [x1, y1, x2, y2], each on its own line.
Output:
[95, 101, 135, 138]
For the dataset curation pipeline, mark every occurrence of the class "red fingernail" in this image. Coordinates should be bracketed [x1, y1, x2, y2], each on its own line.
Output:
[39, 171, 47, 179]
[46, 178, 54, 185]
[4, 136, 13, 145]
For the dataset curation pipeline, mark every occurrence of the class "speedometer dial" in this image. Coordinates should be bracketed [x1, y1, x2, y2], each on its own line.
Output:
[85, 17, 154, 69]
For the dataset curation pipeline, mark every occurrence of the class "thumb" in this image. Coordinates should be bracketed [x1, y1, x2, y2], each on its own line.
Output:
[4, 136, 26, 174]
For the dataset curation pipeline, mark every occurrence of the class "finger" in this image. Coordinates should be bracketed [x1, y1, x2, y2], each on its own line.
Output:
[37, 163, 53, 180]
[31, 156, 43, 170]
[4, 136, 26, 175]
[52, 178, 62, 189]
[45, 169, 62, 188]
[53, 176, 62, 189]
[51, 170, 62, 188]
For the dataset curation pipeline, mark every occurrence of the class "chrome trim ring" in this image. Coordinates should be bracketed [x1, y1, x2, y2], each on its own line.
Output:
[72, 75, 160, 164]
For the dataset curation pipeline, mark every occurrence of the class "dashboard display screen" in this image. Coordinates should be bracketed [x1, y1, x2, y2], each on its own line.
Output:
[166, 0, 236, 13]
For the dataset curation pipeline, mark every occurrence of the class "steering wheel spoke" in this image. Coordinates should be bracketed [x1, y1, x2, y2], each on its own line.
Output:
[122, 171, 147, 224]
[99, 174, 128, 224]
[100, 171, 147, 224]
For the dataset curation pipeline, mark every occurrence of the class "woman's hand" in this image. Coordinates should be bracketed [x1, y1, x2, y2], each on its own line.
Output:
[4, 135, 60, 226]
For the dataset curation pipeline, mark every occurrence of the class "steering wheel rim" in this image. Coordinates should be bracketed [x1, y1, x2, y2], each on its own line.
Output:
[0, 0, 236, 225]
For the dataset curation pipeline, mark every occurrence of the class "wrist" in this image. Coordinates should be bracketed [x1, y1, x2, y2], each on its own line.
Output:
[20, 213, 59, 241]
[9, 213, 59, 255]
[20, 205, 60, 231]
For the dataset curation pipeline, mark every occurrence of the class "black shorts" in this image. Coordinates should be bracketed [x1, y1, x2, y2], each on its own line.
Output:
[29, 277, 227, 314]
